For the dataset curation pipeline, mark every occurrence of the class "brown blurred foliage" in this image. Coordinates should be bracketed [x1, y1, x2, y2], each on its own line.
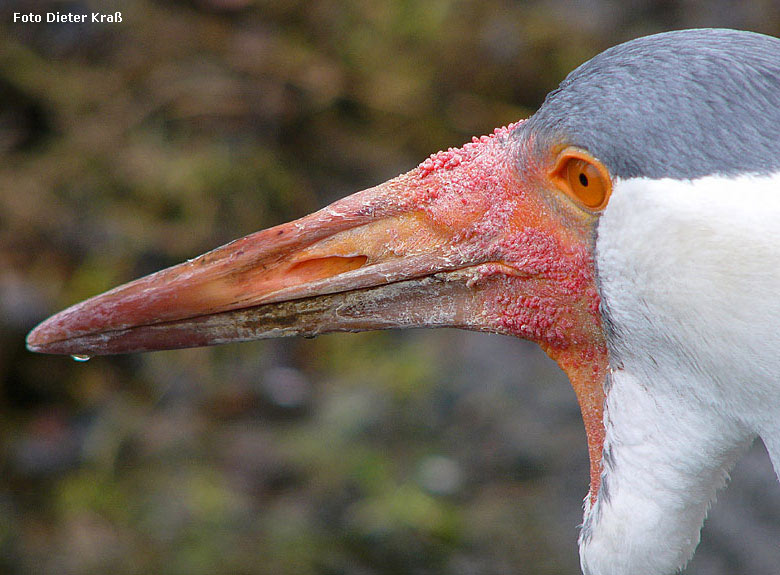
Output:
[1, 1, 779, 574]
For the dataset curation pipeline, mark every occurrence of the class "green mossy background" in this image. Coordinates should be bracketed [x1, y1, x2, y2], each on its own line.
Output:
[2, 2, 779, 574]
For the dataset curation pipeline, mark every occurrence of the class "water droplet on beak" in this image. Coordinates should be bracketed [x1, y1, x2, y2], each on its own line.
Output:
[71, 354, 91, 362]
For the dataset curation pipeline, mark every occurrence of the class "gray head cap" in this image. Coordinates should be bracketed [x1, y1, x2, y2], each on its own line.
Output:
[521, 29, 780, 179]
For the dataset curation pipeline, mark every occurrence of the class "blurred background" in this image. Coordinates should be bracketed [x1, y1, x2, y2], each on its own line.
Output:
[1, 1, 780, 574]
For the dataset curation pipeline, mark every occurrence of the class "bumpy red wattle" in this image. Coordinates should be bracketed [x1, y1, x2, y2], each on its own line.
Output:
[402, 121, 608, 499]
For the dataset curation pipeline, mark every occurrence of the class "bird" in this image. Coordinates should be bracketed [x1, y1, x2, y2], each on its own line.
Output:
[26, 28, 780, 575]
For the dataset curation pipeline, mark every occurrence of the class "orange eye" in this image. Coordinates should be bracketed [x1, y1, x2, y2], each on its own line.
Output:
[550, 148, 612, 211]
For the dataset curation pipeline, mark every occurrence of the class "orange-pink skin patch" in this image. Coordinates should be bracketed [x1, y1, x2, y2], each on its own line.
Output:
[401, 122, 608, 498]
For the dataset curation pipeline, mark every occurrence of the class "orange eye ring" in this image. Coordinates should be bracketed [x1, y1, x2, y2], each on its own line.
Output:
[550, 148, 612, 211]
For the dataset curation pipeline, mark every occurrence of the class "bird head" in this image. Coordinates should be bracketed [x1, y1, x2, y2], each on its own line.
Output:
[27, 120, 611, 494]
[25, 29, 780, 510]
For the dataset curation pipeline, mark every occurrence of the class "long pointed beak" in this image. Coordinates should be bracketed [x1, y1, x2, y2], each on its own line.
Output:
[26, 122, 611, 499]
[28, 125, 531, 356]
[26, 190, 502, 355]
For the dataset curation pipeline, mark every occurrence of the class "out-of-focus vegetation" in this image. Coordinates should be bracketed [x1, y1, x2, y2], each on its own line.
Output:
[2, 1, 779, 574]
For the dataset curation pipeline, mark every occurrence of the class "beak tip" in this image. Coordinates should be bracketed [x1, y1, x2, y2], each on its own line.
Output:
[26, 323, 53, 354]
[26, 314, 73, 355]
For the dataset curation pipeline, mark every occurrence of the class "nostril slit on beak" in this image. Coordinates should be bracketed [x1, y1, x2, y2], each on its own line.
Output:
[287, 255, 368, 283]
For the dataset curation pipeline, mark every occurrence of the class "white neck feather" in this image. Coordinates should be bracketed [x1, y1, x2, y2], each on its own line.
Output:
[581, 172, 780, 575]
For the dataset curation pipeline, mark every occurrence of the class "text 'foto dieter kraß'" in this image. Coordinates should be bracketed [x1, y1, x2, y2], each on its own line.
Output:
[13, 12, 123, 23]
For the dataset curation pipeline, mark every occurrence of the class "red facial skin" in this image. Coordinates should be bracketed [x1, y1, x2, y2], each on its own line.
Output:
[409, 124, 607, 498]
[27, 122, 608, 500]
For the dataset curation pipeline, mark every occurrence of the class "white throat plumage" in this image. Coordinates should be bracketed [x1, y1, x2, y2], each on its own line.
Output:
[580, 172, 780, 575]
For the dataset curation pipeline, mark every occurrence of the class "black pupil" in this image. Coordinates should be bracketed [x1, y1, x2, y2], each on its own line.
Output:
[579, 172, 589, 187]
